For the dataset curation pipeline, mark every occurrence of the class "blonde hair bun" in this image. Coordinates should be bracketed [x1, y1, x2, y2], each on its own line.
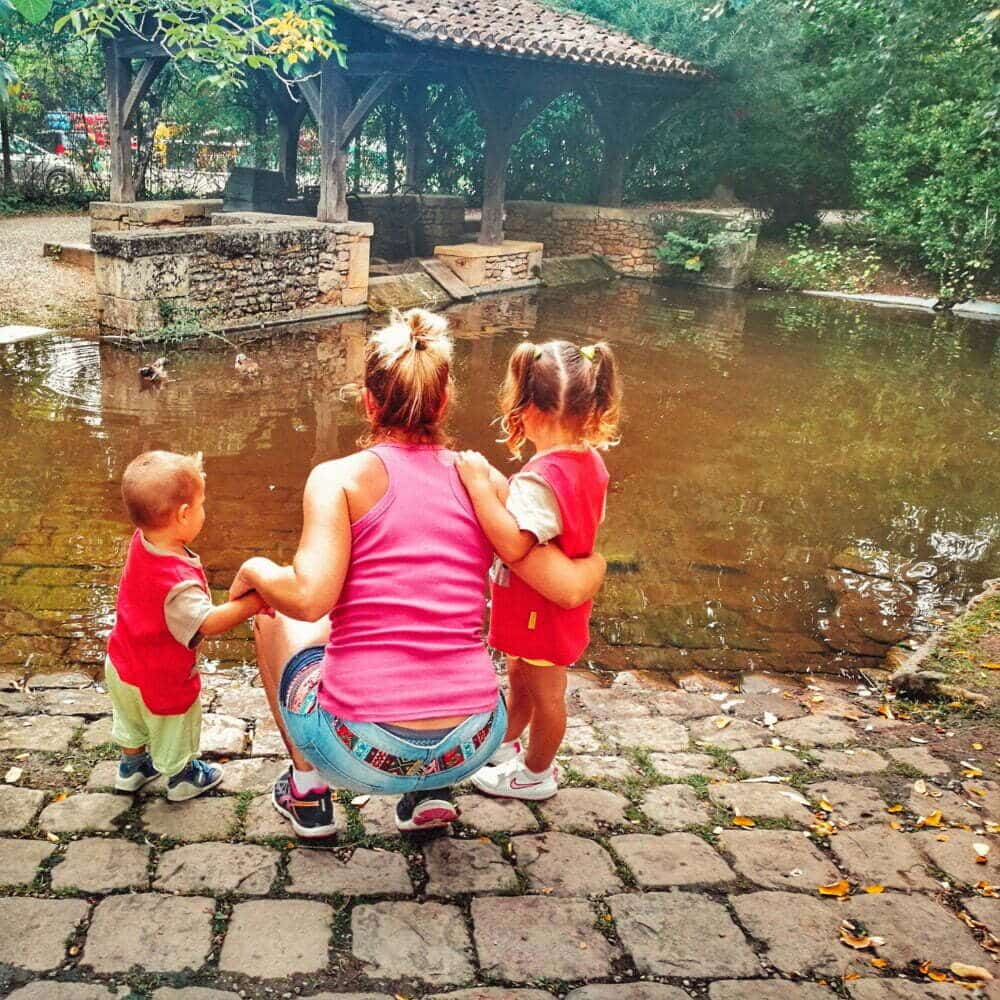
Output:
[374, 308, 453, 364]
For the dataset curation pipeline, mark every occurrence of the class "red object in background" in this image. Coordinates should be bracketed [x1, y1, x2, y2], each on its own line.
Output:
[54, 142, 66, 155]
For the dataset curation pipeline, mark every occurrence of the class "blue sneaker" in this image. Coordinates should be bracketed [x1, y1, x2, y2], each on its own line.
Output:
[115, 752, 160, 793]
[167, 758, 223, 802]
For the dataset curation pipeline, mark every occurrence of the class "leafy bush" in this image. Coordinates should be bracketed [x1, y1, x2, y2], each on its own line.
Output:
[855, 99, 998, 302]
[765, 224, 882, 292]
[654, 215, 754, 272]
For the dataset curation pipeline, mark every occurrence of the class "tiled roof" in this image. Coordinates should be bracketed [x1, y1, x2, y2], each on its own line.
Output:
[341, 0, 705, 80]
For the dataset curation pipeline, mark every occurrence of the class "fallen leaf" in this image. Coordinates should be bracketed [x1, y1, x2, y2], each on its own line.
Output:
[878, 704, 894, 719]
[812, 820, 836, 837]
[732, 816, 756, 828]
[45, 832, 59, 843]
[843, 972, 861, 981]
[926, 969, 953, 983]
[964, 767, 984, 778]
[977, 855, 990, 865]
[840, 930, 885, 950]
[910, 737, 929, 745]
[887, 804, 904, 813]
[973, 743, 984, 751]
[715, 717, 731, 729]
[864, 884, 886, 894]
[351, 794, 371, 807]
[818, 799, 834, 811]
[811, 695, 825, 704]
[889, 821, 903, 831]
[870, 957, 889, 968]
[917, 810, 944, 828]
[51, 791, 68, 803]
[914, 779, 928, 795]
[818, 879, 851, 897]
[982, 663, 1000, 670]
[937, 834, 951, 842]
[969, 786, 987, 797]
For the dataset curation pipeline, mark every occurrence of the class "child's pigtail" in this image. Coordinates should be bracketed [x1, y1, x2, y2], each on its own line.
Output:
[586, 341, 622, 450]
[498, 341, 538, 460]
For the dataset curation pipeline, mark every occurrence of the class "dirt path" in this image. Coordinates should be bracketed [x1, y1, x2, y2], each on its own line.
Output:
[0, 212, 95, 328]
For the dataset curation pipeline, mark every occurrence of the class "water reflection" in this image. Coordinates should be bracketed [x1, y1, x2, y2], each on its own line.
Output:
[1, 281, 998, 678]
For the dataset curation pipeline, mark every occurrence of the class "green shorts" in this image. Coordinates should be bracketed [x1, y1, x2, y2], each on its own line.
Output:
[105, 659, 202, 777]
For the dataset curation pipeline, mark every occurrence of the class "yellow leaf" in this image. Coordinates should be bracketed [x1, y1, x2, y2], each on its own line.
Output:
[964, 768, 983, 778]
[889, 820, 903, 831]
[818, 879, 851, 897]
[840, 930, 884, 950]
[887, 804, 904, 813]
[811, 695, 825, 704]
[818, 799, 834, 811]
[927, 969, 953, 982]
[732, 816, 756, 828]
[870, 957, 889, 967]
[715, 717, 731, 729]
[843, 972, 861, 981]
[937, 834, 951, 842]
[981, 662, 1000, 670]
[972, 743, 984, 750]
[969, 786, 987, 797]
[864, 884, 885, 894]
[51, 791, 68, 803]
[917, 810, 944, 828]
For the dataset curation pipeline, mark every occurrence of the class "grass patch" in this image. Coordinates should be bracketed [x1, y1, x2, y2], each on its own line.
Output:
[921, 591, 1000, 703]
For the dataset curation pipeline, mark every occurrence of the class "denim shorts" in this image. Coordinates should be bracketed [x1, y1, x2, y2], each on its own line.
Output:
[278, 646, 507, 794]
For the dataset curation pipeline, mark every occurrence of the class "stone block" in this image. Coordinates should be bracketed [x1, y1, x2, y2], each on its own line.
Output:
[847, 982, 974, 999]
[599, 716, 689, 753]
[611, 833, 736, 888]
[81, 716, 114, 747]
[424, 837, 518, 896]
[341, 285, 368, 308]
[352, 901, 474, 985]
[287, 846, 413, 896]
[84, 894, 215, 973]
[568, 987, 691, 1000]
[212, 686, 270, 719]
[51, 837, 151, 892]
[0, 897, 88, 970]
[142, 795, 236, 841]
[250, 714, 287, 756]
[649, 751, 723, 780]
[608, 891, 759, 978]
[816, 748, 888, 775]
[155, 843, 279, 895]
[710, 983, 835, 1000]
[558, 754, 642, 782]
[916, 829, 1000, 886]
[0, 838, 54, 885]
[9, 984, 128, 999]
[537, 787, 629, 832]
[513, 832, 623, 896]
[831, 826, 936, 891]
[808, 780, 888, 827]
[709, 782, 814, 825]
[97, 293, 163, 333]
[95, 252, 189, 300]
[732, 747, 806, 775]
[220, 899, 332, 978]
[0, 714, 83, 751]
[719, 830, 839, 890]
[885, 746, 951, 777]
[552, 203, 600, 221]
[773, 715, 856, 747]
[455, 794, 539, 833]
[346, 238, 371, 288]
[39, 792, 130, 833]
[640, 784, 712, 829]
[689, 716, 769, 750]
[218, 756, 284, 794]
[472, 896, 619, 982]
[199, 712, 248, 756]
[0, 785, 46, 832]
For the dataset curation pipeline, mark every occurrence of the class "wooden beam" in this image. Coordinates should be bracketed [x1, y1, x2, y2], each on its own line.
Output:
[340, 73, 396, 146]
[104, 37, 135, 203]
[317, 58, 351, 222]
[298, 77, 321, 120]
[122, 57, 169, 129]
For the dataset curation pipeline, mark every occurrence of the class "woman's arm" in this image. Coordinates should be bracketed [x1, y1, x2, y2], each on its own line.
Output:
[456, 451, 535, 564]
[513, 546, 607, 610]
[229, 463, 352, 621]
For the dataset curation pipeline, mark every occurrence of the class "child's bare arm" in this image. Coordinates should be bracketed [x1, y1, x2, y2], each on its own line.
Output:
[455, 451, 536, 564]
[199, 591, 267, 638]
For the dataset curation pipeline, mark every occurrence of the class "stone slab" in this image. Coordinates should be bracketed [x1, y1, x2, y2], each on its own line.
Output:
[709, 781, 814, 824]
[38, 688, 109, 716]
[569, 987, 692, 1000]
[287, 846, 413, 896]
[729, 693, 810, 722]
[830, 826, 937, 891]
[847, 892, 996, 972]
[152, 990, 242, 1000]
[472, 896, 619, 982]
[815, 748, 888, 775]
[915, 829, 1000, 886]
[0, 784, 46, 832]
[39, 792, 129, 833]
[640, 783, 712, 829]
[847, 982, 974, 999]
[964, 896, 1000, 936]
[608, 891, 759, 978]
[538, 787, 629, 832]
[426, 990, 551, 1000]
[886, 746, 952, 777]
[513, 831, 623, 896]
[598, 717, 689, 753]
[200, 713, 248, 755]
[26, 670, 93, 688]
[689, 716, 769, 750]
[711, 983, 837, 1000]
[0, 897, 88, 970]
[561, 721, 604, 754]
[646, 691, 718, 720]
[84, 894, 214, 973]
[730, 890, 849, 976]
[425, 837, 518, 896]
[211, 686, 270, 719]
[808, 780, 888, 827]
[612, 832, 736, 888]
[8, 985, 126, 999]
[559, 754, 643, 782]
[51, 836, 151, 892]
[250, 714, 286, 756]
[218, 756, 284, 794]
[906, 787, 983, 827]
[572, 687, 651, 718]
[455, 794, 539, 833]
[0, 714, 84, 751]
[81, 716, 114, 747]
[0, 838, 54, 885]
[732, 747, 806, 775]
[434, 240, 543, 258]
[142, 795, 237, 841]
[773, 716, 855, 747]
[719, 830, 839, 890]
[155, 842, 279, 895]
[649, 751, 723, 780]
[220, 899, 332, 978]
[353, 901, 474, 985]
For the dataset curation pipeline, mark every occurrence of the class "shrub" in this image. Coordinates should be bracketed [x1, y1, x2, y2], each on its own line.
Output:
[766, 224, 882, 292]
[654, 214, 755, 272]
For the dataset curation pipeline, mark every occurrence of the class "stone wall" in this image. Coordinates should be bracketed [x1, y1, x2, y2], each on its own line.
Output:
[350, 194, 466, 260]
[92, 219, 372, 335]
[434, 240, 542, 290]
[505, 201, 757, 289]
[90, 199, 223, 234]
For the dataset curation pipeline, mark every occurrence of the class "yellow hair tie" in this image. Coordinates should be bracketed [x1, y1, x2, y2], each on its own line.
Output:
[580, 345, 597, 362]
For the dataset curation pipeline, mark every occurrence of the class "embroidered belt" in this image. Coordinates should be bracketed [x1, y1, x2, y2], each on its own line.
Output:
[334, 715, 495, 777]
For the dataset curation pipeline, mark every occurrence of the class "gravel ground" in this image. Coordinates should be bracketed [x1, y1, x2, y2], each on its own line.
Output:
[0, 212, 95, 328]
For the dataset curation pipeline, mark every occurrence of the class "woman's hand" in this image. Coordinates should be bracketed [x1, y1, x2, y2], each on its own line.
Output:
[455, 450, 496, 496]
[229, 558, 273, 601]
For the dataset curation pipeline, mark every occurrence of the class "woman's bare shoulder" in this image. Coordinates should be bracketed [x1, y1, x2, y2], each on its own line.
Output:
[307, 451, 385, 498]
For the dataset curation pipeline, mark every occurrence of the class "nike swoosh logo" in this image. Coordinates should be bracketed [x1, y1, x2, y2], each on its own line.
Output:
[510, 778, 543, 789]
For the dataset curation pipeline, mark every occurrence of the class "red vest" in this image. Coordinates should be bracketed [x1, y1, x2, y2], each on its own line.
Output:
[107, 529, 207, 715]
[488, 449, 609, 665]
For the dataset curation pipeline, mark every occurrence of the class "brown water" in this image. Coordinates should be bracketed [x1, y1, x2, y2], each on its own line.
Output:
[2, 281, 999, 679]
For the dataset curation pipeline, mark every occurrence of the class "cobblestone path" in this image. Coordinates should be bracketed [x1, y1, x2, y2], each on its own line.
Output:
[1, 665, 998, 1000]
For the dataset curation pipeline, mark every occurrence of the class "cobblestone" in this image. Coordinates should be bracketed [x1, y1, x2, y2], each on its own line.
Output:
[0, 897, 88, 970]
[612, 832, 736, 888]
[50, 837, 151, 892]
[0, 838, 54, 884]
[0, 784, 46, 832]
[38, 792, 129, 833]
[154, 843, 279, 895]
[537, 786, 630, 831]
[455, 794, 539, 833]
[513, 831, 623, 896]
[639, 783, 711, 829]
[424, 837, 518, 895]
[0, 714, 83, 750]
[708, 781, 814, 824]
[719, 829, 839, 889]
[287, 846, 413, 896]
[689, 715, 769, 750]
[142, 795, 236, 840]
[220, 899, 332, 978]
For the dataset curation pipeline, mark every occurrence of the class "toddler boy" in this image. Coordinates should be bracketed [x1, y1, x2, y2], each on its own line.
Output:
[106, 450, 266, 801]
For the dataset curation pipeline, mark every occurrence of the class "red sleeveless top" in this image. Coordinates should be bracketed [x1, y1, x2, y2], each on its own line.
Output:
[488, 448, 609, 665]
[107, 529, 208, 715]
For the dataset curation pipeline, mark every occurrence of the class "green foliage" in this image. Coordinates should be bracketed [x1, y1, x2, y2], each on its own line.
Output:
[765, 224, 882, 292]
[855, 100, 998, 301]
[654, 215, 754, 272]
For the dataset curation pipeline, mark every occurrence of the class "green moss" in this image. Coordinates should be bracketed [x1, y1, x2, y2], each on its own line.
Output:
[923, 592, 1000, 699]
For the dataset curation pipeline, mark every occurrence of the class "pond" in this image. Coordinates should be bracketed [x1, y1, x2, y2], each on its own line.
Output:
[2, 280, 999, 681]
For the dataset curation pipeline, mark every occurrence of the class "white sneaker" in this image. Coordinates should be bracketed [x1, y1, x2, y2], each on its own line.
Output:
[471, 756, 559, 801]
[485, 739, 523, 767]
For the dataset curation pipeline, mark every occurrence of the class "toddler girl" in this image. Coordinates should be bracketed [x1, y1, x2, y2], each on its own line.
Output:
[456, 340, 620, 800]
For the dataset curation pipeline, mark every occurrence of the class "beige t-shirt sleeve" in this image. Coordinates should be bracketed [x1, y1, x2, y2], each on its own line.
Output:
[163, 581, 214, 649]
[505, 472, 562, 545]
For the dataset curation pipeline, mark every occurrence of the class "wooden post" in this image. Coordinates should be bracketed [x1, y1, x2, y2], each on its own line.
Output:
[402, 82, 429, 191]
[277, 104, 307, 196]
[598, 135, 629, 207]
[104, 37, 135, 203]
[316, 59, 353, 222]
[466, 74, 564, 245]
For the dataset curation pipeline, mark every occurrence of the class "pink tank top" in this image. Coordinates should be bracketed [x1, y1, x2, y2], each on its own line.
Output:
[318, 443, 499, 722]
